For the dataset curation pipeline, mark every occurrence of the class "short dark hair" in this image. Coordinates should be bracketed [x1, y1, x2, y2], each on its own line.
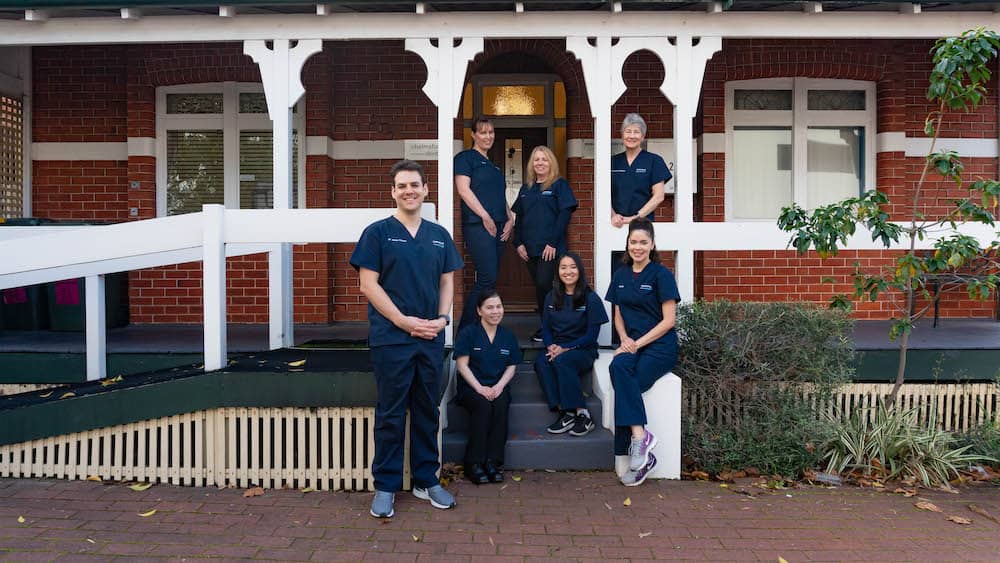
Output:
[622, 217, 660, 265]
[477, 289, 502, 309]
[389, 159, 427, 185]
[472, 116, 493, 132]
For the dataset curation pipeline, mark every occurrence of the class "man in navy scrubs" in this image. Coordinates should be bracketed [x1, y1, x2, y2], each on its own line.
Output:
[350, 160, 464, 518]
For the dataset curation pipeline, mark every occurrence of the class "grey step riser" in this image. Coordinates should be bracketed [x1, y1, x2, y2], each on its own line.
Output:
[446, 397, 605, 434]
[442, 433, 614, 470]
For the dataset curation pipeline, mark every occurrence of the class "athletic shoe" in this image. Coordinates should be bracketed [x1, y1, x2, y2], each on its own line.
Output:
[622, 452, 657, 487]
[546, 411, 576, 434]
[370, 490, 395, 518]
[412, 484, 456, 509]
[569, 412, 595, 436]
[628, 429, 657, 471]
[531, 329, 544, 342]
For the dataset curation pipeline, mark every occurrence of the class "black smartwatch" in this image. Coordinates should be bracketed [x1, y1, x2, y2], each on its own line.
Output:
[438, 314, 451, 326]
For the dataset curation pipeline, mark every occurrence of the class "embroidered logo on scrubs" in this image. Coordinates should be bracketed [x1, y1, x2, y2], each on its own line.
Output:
[432, 240, 445, 248]
[542, 191, 553, 196]
[639, 284, 653, 291]
[473, 347, 482, 351]
[618, 284, 625, 289]
[499, 348, 511, 356]
[575, 306, 587, 311]
[387, 237, 407, 243]
[636, 168, 647, 173]
[612, 169, 626, 173]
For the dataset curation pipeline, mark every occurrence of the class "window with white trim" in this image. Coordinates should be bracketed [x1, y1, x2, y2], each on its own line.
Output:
[156, 83, 305, 216]
[724, 78, 876, 220]
[0, 95, 23, 219]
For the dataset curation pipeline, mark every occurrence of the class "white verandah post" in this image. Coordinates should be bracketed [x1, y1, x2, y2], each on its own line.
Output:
[84, 274, 106, 381]
[405, 36, 483, 346]
[245, 39, 323, 350]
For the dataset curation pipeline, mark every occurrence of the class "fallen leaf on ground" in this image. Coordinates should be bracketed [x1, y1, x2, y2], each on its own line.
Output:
[39, 391, 53, 398]
[300, 487, 315, 493]
[946, 515, 972, 525]
[60, 392, 76, 399]
[657, 493, 664, 499]
[488, 536, 494, 546]
[892, 488, 917, 497]
[969, 504, 1000, 525]
[17, 516, 25, 523]
[412, 535, 420, 542]
[511, 475, 522, 482]
[100, 375, 123, 387]
[915, 501, 942, 513]
[623, 497, 632, 506]
[603, 502, 612, 510]
[86, 475, 102, 482]
[287, 359, 306, 367]
[744, 467, 761, 477]
[638, 532, 652, 538]
[243, 487, 265, 498]
[779, 557, 789, 563]
[691, 471, 710, 480]
[719, 484, 729, 488]
[86, 538, 95, 544]
[138, 509, 157, 517]
[128, 483, 153, 492]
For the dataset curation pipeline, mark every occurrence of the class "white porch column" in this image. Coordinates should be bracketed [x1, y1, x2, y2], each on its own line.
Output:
[568, 36, 614, 345]
[405, 36, 483, 345]
[245, 39, 322, 350]
[202, 204, 227, 371]
[672, 35, 721, 301]
[84, 274, 106, 381]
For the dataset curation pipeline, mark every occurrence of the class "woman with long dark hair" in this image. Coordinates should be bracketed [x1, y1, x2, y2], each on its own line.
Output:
[604, 217, 680, 486]
[534, 252, 609, 436]
[453, 291, 521, 485]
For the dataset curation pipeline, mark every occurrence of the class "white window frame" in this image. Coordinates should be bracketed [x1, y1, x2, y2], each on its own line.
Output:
[155, 81, 306, 216]
[724, 78, 876, 221]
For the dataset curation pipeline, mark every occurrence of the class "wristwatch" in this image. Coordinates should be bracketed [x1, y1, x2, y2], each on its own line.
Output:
[438, 314, 451, 326]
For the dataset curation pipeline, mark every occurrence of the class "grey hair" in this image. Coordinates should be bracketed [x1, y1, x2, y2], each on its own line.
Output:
[621, 113, 647, 136]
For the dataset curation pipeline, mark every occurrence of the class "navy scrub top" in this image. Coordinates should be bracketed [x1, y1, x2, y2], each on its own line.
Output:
[454, 324, 522, 391]
[610, 150, 672, 219]
[454, 149, 508, 225]
[511, 177, 578, 257]
[349, 216, 463, 347]
[605, 262, 681, 345]
[543, 290, 609, 353]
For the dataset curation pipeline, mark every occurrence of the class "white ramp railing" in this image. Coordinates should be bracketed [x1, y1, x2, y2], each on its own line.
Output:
[0, 203, 437, 381]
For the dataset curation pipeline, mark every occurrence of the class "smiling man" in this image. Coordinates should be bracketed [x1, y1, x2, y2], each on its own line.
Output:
[350, 160, 464, 518]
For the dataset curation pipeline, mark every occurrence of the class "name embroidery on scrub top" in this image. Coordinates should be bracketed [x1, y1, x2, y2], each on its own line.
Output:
[639, 284, 653, 291]
[499, 348, 512, 356]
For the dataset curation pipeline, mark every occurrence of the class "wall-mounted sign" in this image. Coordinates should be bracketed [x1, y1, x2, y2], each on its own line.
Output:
[404, 140, 438, 160]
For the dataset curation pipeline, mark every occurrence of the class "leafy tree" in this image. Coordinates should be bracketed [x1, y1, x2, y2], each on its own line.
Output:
[777, 29, 1000, 403]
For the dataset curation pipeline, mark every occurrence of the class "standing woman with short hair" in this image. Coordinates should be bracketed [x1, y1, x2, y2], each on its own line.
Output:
[454, 291, 521, 485]
[604, 217, 680, 486]
[611, 113, 671, 228]
[512, 145, 578, 341]
[455, 117, 515, 331]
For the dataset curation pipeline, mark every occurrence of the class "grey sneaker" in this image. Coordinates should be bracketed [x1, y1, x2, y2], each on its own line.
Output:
[412, 484, 456, 510]
[628, 429, 657, 471]
[622, 452, 657, 487]
[370, 490, 395, 518]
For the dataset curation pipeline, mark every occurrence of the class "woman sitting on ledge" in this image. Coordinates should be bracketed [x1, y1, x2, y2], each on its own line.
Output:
[454, 291, 521, 485]
[605, 217, 680, 486]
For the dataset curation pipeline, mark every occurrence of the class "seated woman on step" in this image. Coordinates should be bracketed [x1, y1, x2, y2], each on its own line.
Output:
[605, 217, 680, 487]
[454, 291, 522, 485]
[534, 252, 608, 437]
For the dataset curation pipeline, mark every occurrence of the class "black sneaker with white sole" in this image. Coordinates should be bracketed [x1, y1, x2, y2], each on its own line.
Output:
[546, 411, 576, 434]
[569, 413, 595, 436]
[531, 329, 544, 342]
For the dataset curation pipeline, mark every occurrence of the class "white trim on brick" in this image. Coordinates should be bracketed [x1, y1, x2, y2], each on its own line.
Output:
[127, 137, 156, 157]
[31, 142, 128, 161]
[904, 137, 998, 158]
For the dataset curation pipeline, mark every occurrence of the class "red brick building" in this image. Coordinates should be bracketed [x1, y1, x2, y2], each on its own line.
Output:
[2, 1, 999, 348]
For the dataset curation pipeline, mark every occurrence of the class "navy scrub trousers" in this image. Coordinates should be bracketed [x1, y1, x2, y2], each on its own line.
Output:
[349, 216, 464, 492]
[534, 290, 608, 411]
[605, 261, 680, 456]
[455, 149, 509, 330]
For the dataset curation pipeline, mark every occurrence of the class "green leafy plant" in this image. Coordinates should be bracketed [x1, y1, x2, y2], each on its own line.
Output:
[822, 400, 993, 487]
[777, 29, 1000, 403]
[677, 300, 852, 477]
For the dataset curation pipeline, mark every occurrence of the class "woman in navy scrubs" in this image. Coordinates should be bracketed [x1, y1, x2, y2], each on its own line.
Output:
[534, 252, 608, 437]
[454, 291, 521, 484]
[604, 217, 680, 487]
[611, 113, 671, 228]
[512, 145, 578, 341]
[455, 117, 515, 330]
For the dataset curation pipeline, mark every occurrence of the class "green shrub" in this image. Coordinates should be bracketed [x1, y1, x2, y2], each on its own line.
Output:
[676, 300, 853, 478]
[955, 419, 1000, 465]
[822, 401, 994, 487]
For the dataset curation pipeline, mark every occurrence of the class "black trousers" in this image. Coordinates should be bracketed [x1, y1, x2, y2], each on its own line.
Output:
[457, 387, 511, 467]
[525, 256, 557, 318]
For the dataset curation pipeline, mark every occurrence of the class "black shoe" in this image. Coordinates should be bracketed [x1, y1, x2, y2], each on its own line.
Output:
[531, 329, 543, 343]
[569, 412, 595, 437]
[466, 463, 489, 485]
[546, 411, 576, 434]
[484, 460, 504, 483]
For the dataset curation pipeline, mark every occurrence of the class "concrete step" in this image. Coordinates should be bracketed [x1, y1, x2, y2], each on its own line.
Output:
[442, 426, 614, 470]
[446, 395, 605, 434]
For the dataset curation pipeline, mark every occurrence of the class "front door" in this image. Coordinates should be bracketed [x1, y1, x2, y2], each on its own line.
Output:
[489, 127, 549, 312]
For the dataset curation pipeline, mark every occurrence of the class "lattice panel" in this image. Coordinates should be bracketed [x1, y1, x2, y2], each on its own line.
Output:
[0, 95, 23, 219]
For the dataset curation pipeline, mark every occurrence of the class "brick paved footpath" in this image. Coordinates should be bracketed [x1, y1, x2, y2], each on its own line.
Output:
[1, 473, 998, 562]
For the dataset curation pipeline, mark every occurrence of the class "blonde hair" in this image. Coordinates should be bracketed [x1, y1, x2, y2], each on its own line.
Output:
[526, 145, 559, 189]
